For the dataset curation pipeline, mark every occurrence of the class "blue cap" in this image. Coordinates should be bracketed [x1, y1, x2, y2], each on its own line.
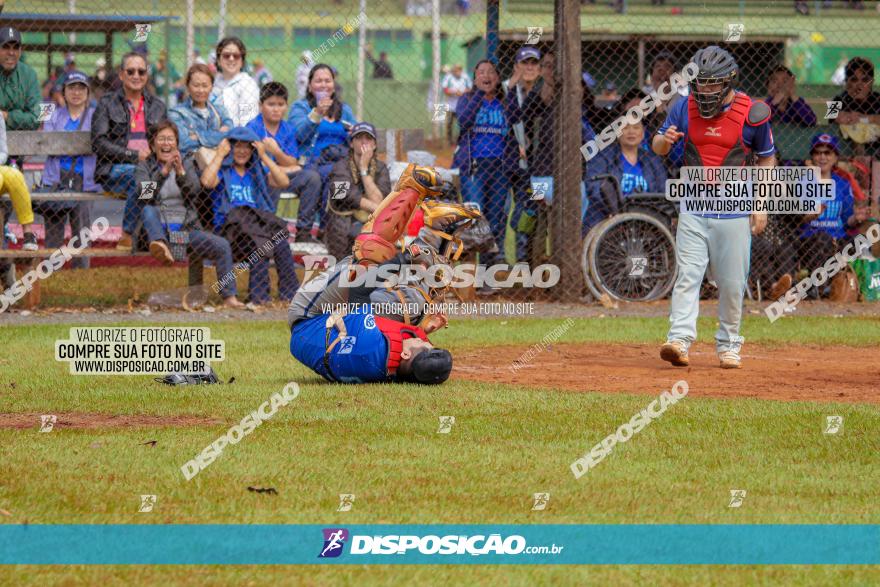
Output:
[810, 133, 840, 154]
[349, 121, 377, 140]
[225, 126, 260, 143]
[515, 47, 541, 63]
[63, 71, 90, 87]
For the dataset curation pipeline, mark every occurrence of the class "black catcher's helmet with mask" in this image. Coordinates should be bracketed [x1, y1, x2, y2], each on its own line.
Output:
[690, 46, 738, 119]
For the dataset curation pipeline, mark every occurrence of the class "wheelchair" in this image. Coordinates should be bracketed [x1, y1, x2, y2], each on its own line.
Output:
[581, 174, 678, 303]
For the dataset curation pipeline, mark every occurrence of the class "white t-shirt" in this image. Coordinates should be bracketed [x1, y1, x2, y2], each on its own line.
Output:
[441, 72, 472, 111]
[211, 72, 260, 127]
[296, 63, 311, 100]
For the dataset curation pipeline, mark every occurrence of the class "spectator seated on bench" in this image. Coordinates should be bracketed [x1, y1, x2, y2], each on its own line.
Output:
[753, 133, 868, 299]
[32, 71, 100, 269]
[325, 122, 391, 260]
[246, 81, 322, 244]
[168, 63, 232, 159]
[0, 113, 37, 250]
[200, 126, 300, 304]
[135, 120, 244, 308]
[91, 51, 167, 251]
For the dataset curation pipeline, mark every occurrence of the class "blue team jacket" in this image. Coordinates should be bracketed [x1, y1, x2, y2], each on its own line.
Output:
[290, 311, 389, 383]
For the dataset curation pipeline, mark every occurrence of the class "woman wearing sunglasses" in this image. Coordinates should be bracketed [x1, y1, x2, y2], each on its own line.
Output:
[211, 37, 260, 128]
[91, 51, 167, 251]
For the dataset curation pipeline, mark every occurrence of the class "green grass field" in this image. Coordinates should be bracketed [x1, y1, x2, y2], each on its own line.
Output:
[2, 316, 879, 583]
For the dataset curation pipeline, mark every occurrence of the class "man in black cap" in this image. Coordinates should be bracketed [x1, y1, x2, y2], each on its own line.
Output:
[0, 26, 41, 130]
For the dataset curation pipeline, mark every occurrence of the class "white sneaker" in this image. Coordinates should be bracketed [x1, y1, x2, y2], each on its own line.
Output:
[660, 341, 689, 367]
[718, 350, 742, 369]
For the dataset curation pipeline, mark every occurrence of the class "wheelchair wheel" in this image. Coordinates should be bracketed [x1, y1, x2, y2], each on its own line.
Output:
[580, 219, 610, 301]
[588, 212, 677, 302]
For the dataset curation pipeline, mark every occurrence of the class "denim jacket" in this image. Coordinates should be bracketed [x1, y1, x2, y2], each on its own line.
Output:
[41, 105, 102, 192]
[168, 96, 233, 155]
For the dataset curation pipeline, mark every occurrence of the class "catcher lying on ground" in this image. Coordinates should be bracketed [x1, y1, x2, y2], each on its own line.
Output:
[286, 164, 482, 384]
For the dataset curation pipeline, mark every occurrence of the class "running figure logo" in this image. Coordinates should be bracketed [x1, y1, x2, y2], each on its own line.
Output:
[824, 101, 842, 120]
[629, 257, 648, 277]
[532, 492, 550, 511]
[139, 181, 157, 200]
[318, 528, 349, 558]
[530, 181, 549, 201]
[823, 415, 843, 435]
[526, 27, 543, 45]
[725, 23, 744, 43]
[133, 24, 151, 42]
[437, 415, 455, 433]
[432, 103, 449, 122]
[238, 103, 256, 120]
[39, 414, 57, 432]
[138, 494, 157, 512]
[337, 494, 355, 512]
[37, 103, 56, 123]
[332, 181, 350, 200]
[728, 489, 746, 508]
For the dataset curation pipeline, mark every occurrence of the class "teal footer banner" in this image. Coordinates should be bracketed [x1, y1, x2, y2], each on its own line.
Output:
[1, 525, 878, 564]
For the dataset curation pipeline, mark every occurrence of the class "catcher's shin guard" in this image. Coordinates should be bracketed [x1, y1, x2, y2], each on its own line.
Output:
[352, 163, 444, 265]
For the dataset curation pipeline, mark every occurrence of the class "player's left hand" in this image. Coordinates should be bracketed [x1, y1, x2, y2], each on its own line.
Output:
[750, 211, 768, 235]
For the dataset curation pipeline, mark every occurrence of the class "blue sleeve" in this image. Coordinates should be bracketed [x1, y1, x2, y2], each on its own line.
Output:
[840, 181, 855, 224]
[456, 91, 484, 131]
[168, 109, 197, 153]
[585, 151, 610, 202]
[289, 99, 318, 145]
[582, 118, 595, 144]
[744, 121, 775, 157]
[281, 125, 300, 159]
[793, 98, 817, 127]
[245, 118, 265, 139]
[657, 98, 687, 136]
[210, 175, 227, 228]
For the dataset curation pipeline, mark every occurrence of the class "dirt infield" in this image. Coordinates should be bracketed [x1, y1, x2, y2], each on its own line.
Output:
[0, 413, 223, 430]
[455, 343, 880, 404]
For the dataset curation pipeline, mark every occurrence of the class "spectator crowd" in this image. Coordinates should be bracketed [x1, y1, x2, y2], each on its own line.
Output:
[1, 24, 879, 306]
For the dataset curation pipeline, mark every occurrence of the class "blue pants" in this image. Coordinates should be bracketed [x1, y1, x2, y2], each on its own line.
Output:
[101, 164, 139, 235]
[141, 205, 238, 298]
[461, 158, 510, 265]
[248, 237, 300, 304]
[287, 168, 323, 233]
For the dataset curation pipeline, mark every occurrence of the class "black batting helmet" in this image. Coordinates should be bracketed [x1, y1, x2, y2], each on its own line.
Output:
[406, 348, 453, 384]
[690, 45, 738, 119]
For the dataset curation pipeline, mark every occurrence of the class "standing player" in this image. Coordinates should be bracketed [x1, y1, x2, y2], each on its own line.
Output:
[652, 46, 774, 369]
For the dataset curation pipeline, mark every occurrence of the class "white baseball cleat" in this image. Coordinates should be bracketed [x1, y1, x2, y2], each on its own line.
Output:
[660, 341, 690, 367]
[718, 350, 742, 369]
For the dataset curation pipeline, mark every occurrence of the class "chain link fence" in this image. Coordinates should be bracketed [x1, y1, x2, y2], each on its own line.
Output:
[1, 0, 879, 309]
